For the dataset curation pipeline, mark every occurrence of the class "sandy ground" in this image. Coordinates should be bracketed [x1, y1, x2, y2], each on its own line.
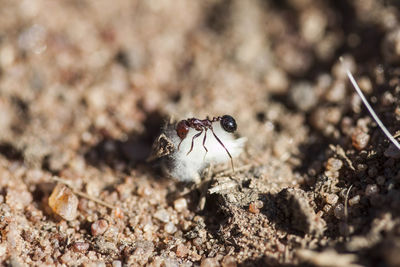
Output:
[1, 0, 400, 266]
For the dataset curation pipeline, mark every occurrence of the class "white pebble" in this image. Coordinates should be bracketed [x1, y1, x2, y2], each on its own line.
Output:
[154, 209, 170, 223]
[173, 198, 187, 212]
[164, 222, 177, 234]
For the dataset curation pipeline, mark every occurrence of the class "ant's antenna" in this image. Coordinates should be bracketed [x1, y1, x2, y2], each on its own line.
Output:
[340, 57, 400, 151]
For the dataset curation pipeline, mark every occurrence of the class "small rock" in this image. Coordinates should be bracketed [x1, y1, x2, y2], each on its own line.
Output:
[326, 158, 343, 172]
[248, 202, 259, 214]
[376, 176, 385, 185]
[382, 27, 400, 64]
[72, 241, 89, 253]
[326, 194, 339, 205]
[0, 244, 6, 257]
[60, 251, 73, 264]
[368, 166, 378, 177]
[222, 255, 237, 267]
[365, 184, 379, 196]
[323, 204, 332, 213]
[173, 198, 187, 212]
[264, 68, 289, 93]
[112, 260, 122, 267]
[114, 207, 124, 219]
[249, 201, 263, 214]
[154, 209, 170, 223]
[289, 82, 317, 111]
[176, 243, 189, 258]
[348, 195, 360, 206]
[326, 80, 346, 103]
[352, 128, 370, 150]
[201, 257, 219, 267]
[192, 237, 203, 247]
[300, 7, 327, 43]
[91, 219, 109, 236]
[6, 188, 32, 210]
[334, 203, 345, 220]
[48, 183, 78, 221]
[164, 222, 177, 234]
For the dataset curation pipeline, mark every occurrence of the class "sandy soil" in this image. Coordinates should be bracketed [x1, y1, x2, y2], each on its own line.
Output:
[1, 0, 400, 266]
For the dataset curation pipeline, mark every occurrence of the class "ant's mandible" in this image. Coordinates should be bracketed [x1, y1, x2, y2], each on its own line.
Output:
[175, 115, 237, 170]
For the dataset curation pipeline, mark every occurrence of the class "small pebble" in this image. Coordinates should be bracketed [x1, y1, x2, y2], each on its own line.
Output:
[112, 260, 122, 267]
[154, 209, 170, 223]
[173, 198, 187, 212]
[114, 207, 124, 219]
[332, 55, 355, 79]
[387, 182, 395, 191]
[164, 222, 177, 234]
[376, 176, 385, 185]
[368, 166, 378, 177]
[60, 251, 73, 264]
[91, 219, 109, 236]
[323, 204, 332, 213]
[365, 184, 379, 196]
[326, 194, 339, 205]
[358, 76, 373, 94]
[176, 243, 189, 258]
[289, 81, 317, 111]
[0, 244, 6, 257]
[48, 183, 79, 221]
[356, 164, 368, 172]
[249, 202, 260, 214]
[326, 80, 346, 103]
[72, 241, 89, 253]
[201, 257, 219, 267]
[349, 195, 360, 206]
[264, 68, 289, 93]
[334, 203, 345, 220]
[192, 237, 203, 247]
[382, 27, 400, 63]
[300, 7, 326, 43]
[326, 158, 343, 172]
[352, 128, 370, 150]
[222, 255, 237, 267]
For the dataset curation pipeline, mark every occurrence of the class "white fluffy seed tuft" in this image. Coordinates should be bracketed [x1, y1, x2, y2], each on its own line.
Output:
[165, 121, 246, 182]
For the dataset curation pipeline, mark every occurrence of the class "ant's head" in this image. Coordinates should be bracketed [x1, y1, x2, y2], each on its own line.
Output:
[220, 115, 237, 133]
[176, 120, 190, 139]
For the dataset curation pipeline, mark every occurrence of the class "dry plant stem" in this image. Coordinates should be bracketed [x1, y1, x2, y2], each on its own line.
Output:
[208, 180, 237, 194]
[214, 163, 253, 177]
[52, 176, 117, 210]
[329, 145, 355, 171]
[197, 164, 214, 211]
[344, 184, 353, 238]
[340, 57, 400, 150]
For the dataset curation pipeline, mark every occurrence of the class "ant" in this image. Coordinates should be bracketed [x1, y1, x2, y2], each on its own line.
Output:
[176, 115, 237, 170]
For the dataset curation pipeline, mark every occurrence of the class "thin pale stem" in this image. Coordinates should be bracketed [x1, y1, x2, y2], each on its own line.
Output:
[340, 57, 400, 151]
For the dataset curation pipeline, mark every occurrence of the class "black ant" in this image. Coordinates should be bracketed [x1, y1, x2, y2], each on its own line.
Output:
[176, 115, 237, 170]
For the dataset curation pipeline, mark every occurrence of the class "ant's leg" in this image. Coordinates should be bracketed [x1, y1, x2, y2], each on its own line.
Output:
[210, 128, 234, 171]
[187, 130, 203, 155]
[178, 139, 184, 150]
[202, 129, 208, 161]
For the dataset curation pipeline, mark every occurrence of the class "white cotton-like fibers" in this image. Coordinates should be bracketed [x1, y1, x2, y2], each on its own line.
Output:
[165, 122, 246, 182]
